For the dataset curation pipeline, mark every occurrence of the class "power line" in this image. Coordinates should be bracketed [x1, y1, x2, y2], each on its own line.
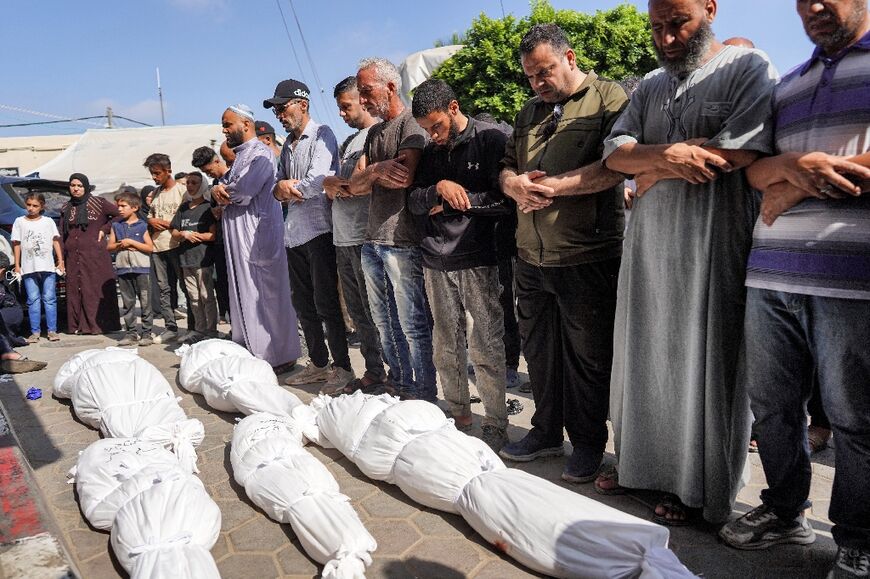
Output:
[286, 0, 331, 121]
[274, 0, 320, 121]
[0, 103, 105, 128]
[0, 114, 152, 129]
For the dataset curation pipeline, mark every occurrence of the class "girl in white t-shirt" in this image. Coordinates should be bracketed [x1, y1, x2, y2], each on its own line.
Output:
[11, 193, 65, 342]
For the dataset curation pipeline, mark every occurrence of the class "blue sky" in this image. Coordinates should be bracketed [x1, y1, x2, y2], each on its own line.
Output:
[2, 1, 814, 141]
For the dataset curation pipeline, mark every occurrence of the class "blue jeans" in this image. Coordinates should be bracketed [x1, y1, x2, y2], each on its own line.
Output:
[745, 288, 870, 550]
[23, 271, 57, 334]
[361, 243, 436, 401]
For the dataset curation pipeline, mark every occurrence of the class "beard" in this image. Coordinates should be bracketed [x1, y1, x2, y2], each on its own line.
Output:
[434, 120, 460, 150]
[655, 20, 715, 79]
[805, 3, 867, 54]
[225, 127, 244, 148]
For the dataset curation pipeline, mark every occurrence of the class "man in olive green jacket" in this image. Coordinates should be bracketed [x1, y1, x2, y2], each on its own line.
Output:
[498, 23, 627, 485]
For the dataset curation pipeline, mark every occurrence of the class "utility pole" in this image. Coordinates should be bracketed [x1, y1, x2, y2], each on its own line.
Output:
[106, 106, 114, 128]
[157, 67, 166, 126]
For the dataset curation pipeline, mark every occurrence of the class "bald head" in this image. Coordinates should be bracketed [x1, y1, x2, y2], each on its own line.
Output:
[221, 108, 256, 149]
[723, 36, 755, 48]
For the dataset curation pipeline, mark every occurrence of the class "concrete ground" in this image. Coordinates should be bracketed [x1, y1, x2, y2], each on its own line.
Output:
[0, 322, 839, 578]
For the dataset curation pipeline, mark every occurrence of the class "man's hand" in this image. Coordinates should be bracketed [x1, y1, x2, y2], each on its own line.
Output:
[149, 220, 169, 232]
[660, 141, 733, 184]
[503, 170, 554, 213]
[429, 205, 443, 216]
[624, 184, 636, 210]
[781, 152, 869, 198]
[274, 179, 304, 202]
[372, 152, 411, 189]
[323, 176, 351, 200]
[760, 182, 814, 226]
[117, 238, 132, 250]
[436, 180, 470, 211]
[211, 184, 230, 206]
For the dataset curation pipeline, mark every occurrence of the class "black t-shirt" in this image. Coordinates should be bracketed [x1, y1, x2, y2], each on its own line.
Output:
[170, 200, 217, 268]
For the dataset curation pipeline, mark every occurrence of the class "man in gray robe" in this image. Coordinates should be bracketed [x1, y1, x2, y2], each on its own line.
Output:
[598, 0, 777, 524]
[211, 104, 301, 369]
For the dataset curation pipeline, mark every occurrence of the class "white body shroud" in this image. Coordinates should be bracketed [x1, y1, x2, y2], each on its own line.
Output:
[69, 438, 187, 530]
[176, 340, 303, 416]
[110, 472, 221, 579]
[69, 356, 204, 471]
[231, 413, 376, 579]
[310, 392, 695, 579]
[53, 347, 140, 399]
[175, 338, 254, 393]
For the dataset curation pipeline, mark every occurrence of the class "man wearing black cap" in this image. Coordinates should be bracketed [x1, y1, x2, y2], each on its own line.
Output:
[254, 121, 282, 158]
[264, 78, 353, 393]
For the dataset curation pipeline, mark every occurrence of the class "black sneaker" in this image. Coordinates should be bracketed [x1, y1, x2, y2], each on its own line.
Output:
[498, 428, 563, 462]
[719, 504, 816, 550]
[561, 449, 604, 483]
[828, 547, 870, 579]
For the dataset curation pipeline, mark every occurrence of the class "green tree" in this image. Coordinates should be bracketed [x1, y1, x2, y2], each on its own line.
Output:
[431, 0, 656, 122]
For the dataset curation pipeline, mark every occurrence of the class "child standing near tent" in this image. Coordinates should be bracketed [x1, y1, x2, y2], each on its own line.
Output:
[12, 193, 64, 342]
[108, 191, 154, 346]
[170, 171, 218, 344]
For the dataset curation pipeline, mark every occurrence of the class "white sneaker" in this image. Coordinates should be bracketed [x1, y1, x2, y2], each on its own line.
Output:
[320, 365, 356, 394]
[284, 362, 331, 386]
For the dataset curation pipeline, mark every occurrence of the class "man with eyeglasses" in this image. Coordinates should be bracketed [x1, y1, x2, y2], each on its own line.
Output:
[497, 23, 628, 485]
[263, 79, 354, 393]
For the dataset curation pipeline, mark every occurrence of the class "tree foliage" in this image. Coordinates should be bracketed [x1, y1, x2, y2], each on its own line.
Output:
[431, 0, 657, 122]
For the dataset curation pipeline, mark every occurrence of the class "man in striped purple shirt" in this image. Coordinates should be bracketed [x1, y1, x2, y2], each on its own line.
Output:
[719, 2, 870, 577]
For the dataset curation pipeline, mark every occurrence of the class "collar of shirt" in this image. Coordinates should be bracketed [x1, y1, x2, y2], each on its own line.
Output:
[799, 28, 870, 75]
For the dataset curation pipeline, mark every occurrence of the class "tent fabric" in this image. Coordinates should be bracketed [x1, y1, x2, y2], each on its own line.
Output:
[397, 45, 462, 104]
[31, 125, 224, 194]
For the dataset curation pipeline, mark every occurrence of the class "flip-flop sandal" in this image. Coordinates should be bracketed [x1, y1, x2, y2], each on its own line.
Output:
[653, 494, 698, 527]
[594, 465, 626, 495]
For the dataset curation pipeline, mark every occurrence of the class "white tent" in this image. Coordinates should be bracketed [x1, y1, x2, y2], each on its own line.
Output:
[398, 45, 463, 104]
[30, 124, 224, 194]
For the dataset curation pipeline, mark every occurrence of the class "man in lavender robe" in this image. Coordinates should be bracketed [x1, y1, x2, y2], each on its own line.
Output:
[211, 104, 301, 370]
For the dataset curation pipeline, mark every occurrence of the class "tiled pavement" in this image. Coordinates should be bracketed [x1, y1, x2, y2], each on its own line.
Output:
[0, 328, 839, 578]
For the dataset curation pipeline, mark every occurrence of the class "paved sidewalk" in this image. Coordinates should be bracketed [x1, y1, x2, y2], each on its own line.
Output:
[0, 328, 839, 578]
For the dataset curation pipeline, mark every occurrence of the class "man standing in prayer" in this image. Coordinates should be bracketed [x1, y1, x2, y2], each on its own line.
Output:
[322, 75, 387, 393]
[348, 57, 435, 402]
[718, 2, 870, 576]
[264, 79, 353, 392]
[496, 24, 628, 485]
[211, 104, 300, 370]
[598, 0, 778, 525]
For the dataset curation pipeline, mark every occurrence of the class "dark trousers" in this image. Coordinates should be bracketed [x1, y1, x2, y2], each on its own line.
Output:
[286, 233, 350, 370]
[336, 244, 385, 380]
[118, 273, 152, 334]
[213, 245, 230, 319]
[515, 257, 620, 453]
[498, 256, 521, 370]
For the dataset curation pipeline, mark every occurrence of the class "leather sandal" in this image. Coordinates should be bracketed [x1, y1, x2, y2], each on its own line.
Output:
[653, 493, 699, 527]
[594, 464, 626, 495]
